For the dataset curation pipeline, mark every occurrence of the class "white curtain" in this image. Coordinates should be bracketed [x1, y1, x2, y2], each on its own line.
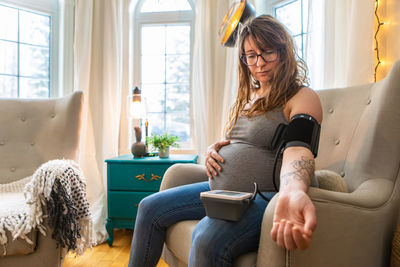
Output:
[191, 0, 239, 163]
[306, 0, 375, 89]
[74, 0, 130, 243]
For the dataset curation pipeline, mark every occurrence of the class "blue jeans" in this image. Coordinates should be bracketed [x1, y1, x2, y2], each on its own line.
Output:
[128, 181, 275, 267]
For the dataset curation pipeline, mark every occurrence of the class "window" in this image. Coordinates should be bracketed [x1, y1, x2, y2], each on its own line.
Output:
[274, 0, 308, 59]
[133, 0, 195, 149]
[0, 0, 59, 99]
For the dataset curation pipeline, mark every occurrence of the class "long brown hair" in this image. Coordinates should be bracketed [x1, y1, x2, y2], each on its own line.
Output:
[225, 15, 308, 135]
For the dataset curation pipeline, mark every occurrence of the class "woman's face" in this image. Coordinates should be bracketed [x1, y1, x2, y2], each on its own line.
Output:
[243, 36, 279, 88]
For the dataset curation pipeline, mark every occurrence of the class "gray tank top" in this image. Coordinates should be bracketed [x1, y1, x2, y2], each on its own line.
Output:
[209, 110, 288, 192]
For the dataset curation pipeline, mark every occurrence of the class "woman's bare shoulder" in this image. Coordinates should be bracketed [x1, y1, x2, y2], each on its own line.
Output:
[285, 87, 323, 123]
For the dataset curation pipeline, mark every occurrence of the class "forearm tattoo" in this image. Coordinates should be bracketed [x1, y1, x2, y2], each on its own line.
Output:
[281, 156, 315, 187]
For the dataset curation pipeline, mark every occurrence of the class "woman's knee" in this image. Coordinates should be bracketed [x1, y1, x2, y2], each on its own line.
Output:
[136, 193, 164, 221]
[190, 217, 261, 266]
[191, 225, 214, 262]
[191, 220, 229, 262]
[191, 223, 211, 253]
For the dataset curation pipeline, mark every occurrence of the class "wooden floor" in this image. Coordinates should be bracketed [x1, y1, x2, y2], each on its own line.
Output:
[62, 229, 169, 267]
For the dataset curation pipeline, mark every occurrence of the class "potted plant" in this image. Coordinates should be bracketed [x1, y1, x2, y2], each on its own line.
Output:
[147, 132, 179, 158]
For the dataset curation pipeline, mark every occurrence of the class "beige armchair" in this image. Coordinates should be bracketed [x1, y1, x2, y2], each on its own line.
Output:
[0, 92, 83, 267]
[160, 60, 400, 267]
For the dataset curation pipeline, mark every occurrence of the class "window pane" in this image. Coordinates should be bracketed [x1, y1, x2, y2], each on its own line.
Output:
[138, 6, 193, 147]
[0, 75, 17, 97]
[140, 0, 191, 13]
[0, 5, 18, 41]
[141, 26, 165, 55]
[302, 0, 309, 32]
[141, 55, 165, 83]
[0, 4, 52, 99]
[20, 44, 49, 78]
[166, 55, 189, 83]
[0, 40, 18, 75]
[166, 84, 189, 113]
[141, 83, 165, 112]
[19, 77, 49, 98]
[275, 1, 301, 35]
[19, 10, 50, 46]
[166, 25, 190, 54]
[166, 112, 190, 143]
[294, 35, 302, 58]
[147, 113, 165, 136]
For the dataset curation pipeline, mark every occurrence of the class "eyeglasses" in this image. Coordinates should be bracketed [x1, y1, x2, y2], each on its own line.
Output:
[240, 51, 278, 66]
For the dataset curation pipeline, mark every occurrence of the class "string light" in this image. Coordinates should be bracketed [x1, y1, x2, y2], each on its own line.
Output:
[374, 0, 384, 82]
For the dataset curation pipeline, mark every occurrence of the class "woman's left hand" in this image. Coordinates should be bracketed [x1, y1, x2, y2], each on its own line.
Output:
[270, 190, 317, 250]
[204, 140, 230, 178]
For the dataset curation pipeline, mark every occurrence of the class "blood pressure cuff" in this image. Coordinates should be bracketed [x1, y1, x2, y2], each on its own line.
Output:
[271, 113, 321, 157]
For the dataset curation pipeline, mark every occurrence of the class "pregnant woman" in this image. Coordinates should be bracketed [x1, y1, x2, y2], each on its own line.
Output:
[128, 14, 322, 267]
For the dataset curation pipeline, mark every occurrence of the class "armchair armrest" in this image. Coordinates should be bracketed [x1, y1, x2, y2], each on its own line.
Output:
[160, 163, 208, 191]
[257, 178, 398, 267]
[308, 178, 394, 208]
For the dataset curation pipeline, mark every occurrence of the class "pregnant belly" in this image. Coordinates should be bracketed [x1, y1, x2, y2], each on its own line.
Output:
[209, 142, 278, 192]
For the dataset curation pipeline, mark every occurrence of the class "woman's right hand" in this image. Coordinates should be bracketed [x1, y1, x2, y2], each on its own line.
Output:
[205, 140, 230, 179]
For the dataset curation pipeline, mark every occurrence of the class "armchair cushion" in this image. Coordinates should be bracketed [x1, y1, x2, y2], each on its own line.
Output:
[0, 177, 34, 256]
[315, 170, 348, 192]
[0, 191, 37, 256]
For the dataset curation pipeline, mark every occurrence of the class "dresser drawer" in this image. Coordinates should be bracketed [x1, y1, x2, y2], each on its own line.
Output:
[108, 191, 154, 219]
[108, 163, 172, 191]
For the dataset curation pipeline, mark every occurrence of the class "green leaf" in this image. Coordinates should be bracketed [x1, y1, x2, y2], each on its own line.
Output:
[147, 132, 180, 150]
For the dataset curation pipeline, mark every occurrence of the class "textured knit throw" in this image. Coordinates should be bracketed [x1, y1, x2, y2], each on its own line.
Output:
[0, 159, 94, 256]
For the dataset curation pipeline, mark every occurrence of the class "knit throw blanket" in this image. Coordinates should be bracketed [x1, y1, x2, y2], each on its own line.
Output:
[0, 159, 94, 256]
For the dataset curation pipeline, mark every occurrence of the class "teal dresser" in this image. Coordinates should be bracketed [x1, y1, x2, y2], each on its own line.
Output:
[105, 154, 198, 246]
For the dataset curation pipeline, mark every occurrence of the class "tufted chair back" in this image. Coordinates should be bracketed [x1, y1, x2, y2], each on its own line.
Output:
[0, 91, 83, 184]
[315, 61, 400, 192]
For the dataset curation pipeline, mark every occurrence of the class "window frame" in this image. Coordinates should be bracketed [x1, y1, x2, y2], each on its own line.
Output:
[131, 0, 195, 150]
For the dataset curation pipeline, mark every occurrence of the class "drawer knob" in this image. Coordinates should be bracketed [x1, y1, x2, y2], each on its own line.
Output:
[135, 174, 162, 182]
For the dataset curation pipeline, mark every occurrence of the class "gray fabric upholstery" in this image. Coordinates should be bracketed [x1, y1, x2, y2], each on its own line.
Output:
[160, 61, 400, 267]
[160, 163, 208, 191]
[315, 62, 400, 191]
[0, 92, 82, 184]
[0, 223, 64, 267]
[315, 170, 348, 192]
[0, 227, 37, 256]
[0, 92, 83, 266]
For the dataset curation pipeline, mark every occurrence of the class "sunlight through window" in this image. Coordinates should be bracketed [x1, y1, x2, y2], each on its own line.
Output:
[135, 0, 194, 149]
[0, 4, 51, 98]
